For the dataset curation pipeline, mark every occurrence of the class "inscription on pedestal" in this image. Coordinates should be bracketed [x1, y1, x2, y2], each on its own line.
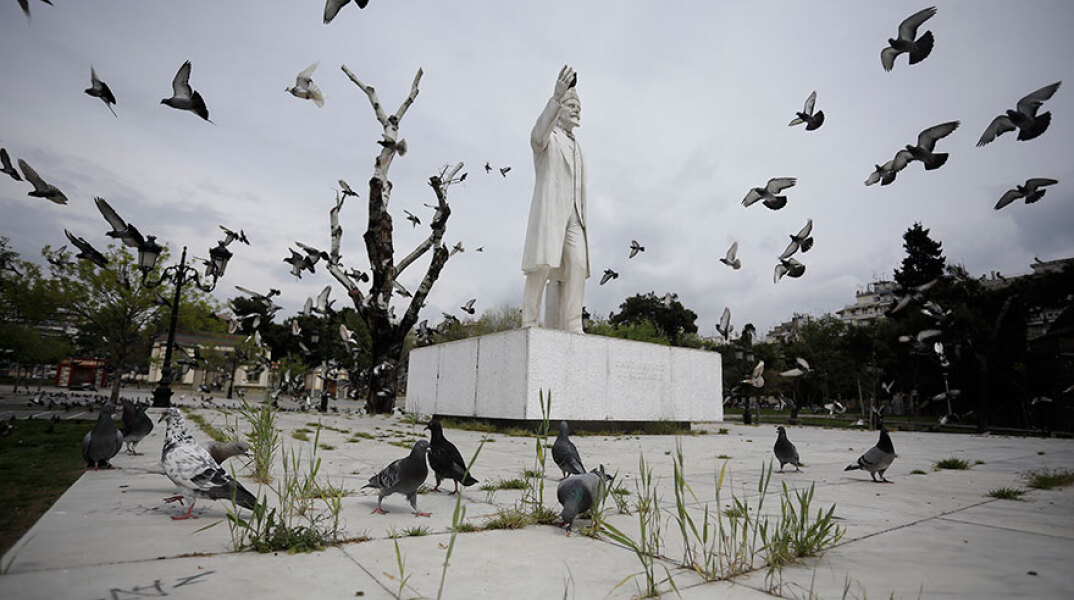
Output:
[612, 359, 666, 382]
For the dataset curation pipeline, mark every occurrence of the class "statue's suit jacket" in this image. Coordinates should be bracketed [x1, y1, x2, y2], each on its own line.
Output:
[521, 97, 590, 278]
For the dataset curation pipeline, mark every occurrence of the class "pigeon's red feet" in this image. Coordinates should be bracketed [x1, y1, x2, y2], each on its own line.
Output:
[431, 485, 441, 492]
[163, 495, 185, 504]
[412, 511, 431, 518]
[371, 506, 388, 515]
[170, 512, 197, 520]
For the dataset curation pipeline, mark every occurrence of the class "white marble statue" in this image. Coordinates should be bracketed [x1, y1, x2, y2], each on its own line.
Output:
[521, 65, 589, 333]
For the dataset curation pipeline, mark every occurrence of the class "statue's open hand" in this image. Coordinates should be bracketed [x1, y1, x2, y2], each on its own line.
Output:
[554, 65, 576, 100]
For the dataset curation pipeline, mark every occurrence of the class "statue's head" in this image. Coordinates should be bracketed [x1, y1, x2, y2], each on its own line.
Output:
[557, 88, 581, 131]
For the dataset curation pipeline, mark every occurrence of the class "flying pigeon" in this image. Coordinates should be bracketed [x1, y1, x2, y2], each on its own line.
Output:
[450, 241, 465, 256]
[425, 419, 478, 494]
[552, 421, 586, 479]
[716, 307, 732, 341]
[788, 90, 824, 130]
[339, 179, 359, 198]
[340, 323, 359, 345]
[629, 240, 645, 258]
[905, 121, 959, 170]
[0, 148, 21, 181]
[283, 248, 313, 278]
[324, 0, 369, 24]
[774, 257, 805, 283]
[889, 278, 937, 314]
[977, 82, 1062, 146]
[743, 360, 765, 388]
[219, 226, 249, 246]
[94, 197, 145, 248]
[82, 404, 123, 469]
[296, 241, 330, 266]
[780, 218, 814, 259]
[201, 441, 251, 465]
[64, 229, 109, 268]
[865, 150, 913, 186]
[377, 134, 408, 156]
[824, 400, 847, 415]
[286, 62, 324, 107]
[120, 401, 153, 455]
[773, 426, 802, 472]
[484, 162, 492, 174]
[314, 285, 335, 315]
[995, 178, 1059, 209]
[845, 428, 896, 483]
[881, 6, 938, 72]
[600, 268, 619, 285]
[719, 241, 741, 270]
[557, 465, 611, 535]
[363, 439, 431, 516]
[159, 408, 258, 519]
[19, 159, 68, 204]
[18, 0, 53, 20]
[403, 209, 421, 227]
[161, 60, 211, 122]
[499, 166, 511, 177]
[460, 298, 476, 315]
[780, 357, 812, 378]
[743, 177, 796, 210]
[84, 66, 117, 117]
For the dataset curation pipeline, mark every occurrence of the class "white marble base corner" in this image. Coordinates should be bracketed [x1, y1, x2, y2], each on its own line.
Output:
[405, 328, 722, 422]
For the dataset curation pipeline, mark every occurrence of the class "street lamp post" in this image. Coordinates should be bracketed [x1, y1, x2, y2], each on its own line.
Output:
[138, 241, 232, 407]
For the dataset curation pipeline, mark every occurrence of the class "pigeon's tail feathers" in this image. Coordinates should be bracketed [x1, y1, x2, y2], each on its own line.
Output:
[909, 30, 934, 65]
[462, 473, 479, 487]
[844, 463, 861, 471]
[1025, 190, 1047, 204]
[807, 111, 824, 130]
[924, 153, 948, 170]
[1018, 112, 1051, 141]
[207, 478, 258, 510]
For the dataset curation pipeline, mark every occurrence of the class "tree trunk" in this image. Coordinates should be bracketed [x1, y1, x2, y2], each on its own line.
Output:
[110, 370, 123, 404]
[366, 335, 405, 414]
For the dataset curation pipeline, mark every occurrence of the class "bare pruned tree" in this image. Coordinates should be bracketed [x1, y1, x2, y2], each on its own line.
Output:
[322, 66, 465, 414]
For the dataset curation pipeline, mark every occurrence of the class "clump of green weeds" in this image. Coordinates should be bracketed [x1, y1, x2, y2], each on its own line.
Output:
[1024, 468, 1074, 490]
[934, 457, 970, 470]
[238, 400, 279, 484]
[987, 487, 1026, 500]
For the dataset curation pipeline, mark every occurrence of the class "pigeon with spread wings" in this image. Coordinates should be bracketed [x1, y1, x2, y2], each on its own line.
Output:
[881, 6, 938, 72]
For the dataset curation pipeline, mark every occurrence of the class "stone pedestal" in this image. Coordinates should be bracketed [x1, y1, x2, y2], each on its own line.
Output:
[405, 328, 723, 422]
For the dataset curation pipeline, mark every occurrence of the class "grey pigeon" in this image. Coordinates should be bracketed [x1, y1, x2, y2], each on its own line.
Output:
[905, 121, 959, 171]
[865, 149, 912, 186]
[977, 82, 1061, 146]
[19, 159, 68, 204]
[881, 6, 937, 72]
[845, 428, 896, 483]
[85, 66, 117, 117]
[82, 404, 123, 469]
[629, 240, 645, 258]
[286, 62, 324, 107]
[552, 421, 586, 478]
[460, 298, 476, 314]
[18, 0, 53, 20]
[425, 419, 478, 494]
[995, 178, 1059, 210]
[161, 60, 212, 123]
[774, 257, 805, 283]
[779, 218, 814, 259]
[119, 400, 153, 455]
[64, 229, 109, 268]
[202, 441, 251, 465]
[557, 465, 611, 534]
[773, 426, 801, 472]
[719, 241, 741, 270]
[716, 306, 732, 341]
[363, 439, 431, 516]
[324, 0, 369, 24]
[788, 90, 824, 131]
[742, 177, 796, 210]
[94, 197, 145, 249]
[1, 148, 22, 181]
[600, 268, 619, 285]
[159, 408, 257, 520]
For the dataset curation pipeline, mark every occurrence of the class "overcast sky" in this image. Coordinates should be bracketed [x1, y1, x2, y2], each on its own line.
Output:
[2, 1, 1072, 338]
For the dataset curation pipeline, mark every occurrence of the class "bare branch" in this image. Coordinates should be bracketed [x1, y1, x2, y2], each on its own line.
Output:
[340, 64, 388, 126]
[391, 68, 423, 125]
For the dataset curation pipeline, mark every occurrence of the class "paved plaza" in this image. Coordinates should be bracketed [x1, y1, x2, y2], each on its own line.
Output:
[1, 389, 1072, 599]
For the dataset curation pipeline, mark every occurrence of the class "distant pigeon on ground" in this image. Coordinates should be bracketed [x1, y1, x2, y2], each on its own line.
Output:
[905, 121, 959, 171]
[161, 60, 211, 122]
[720, 241, 741, 270]
[425, 419, 478, 494]
[977, 82, 1062, 146]
[788, 90, 824, 131]
[159, 408, 257, 520]
[64, 229, 109, 268]
[19, 159, 68, 204]
[600, 268, 618, 285]
[773, 426, 802, 472]
[780, 219, 814, 259]
[995, 178, 1059, 209]
[557, 465, 611, 535]
[774, 257, 805, 283]
[743, 177, 796, 210]
[629, 240, 645, 258]
[363, 439, 431, 516]
[119, 401, 153, 455]
[83, 404, 123, 469]
[0, 148, 21, 181]
[865, 150, 912, 186]
[286, 62, 324, 107]
[845, 428, 896, 483]
[881, 6, 937, 72]
[84, 66, 117, 117]
[324, 0, 369, 24]
[552, 421, 586, 479]
[201, 441, 251, 465]
[716, 306, 732, 341]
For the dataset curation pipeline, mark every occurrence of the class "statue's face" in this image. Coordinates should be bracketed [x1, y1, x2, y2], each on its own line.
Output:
[557, 98, 581, 130]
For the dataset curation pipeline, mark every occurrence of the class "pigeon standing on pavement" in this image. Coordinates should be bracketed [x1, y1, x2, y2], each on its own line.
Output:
[161, 60, 212, 123]
[82, 404, 124, 469]
[845, 428, 896, 483]
[84, 66, 117, 117]
[552, 420, 586, 479]
[773, 426, 802, 472]
[202, 441, 251, 465]
[364, 439, 431, 516]
[977, 82, 1062, 146]
[159, 408, 257, 520]
[425, 419, 478, 494]
[119, 400, 153, 455]
[881, 6, 938, 72]
[557, 465, 611, 535]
